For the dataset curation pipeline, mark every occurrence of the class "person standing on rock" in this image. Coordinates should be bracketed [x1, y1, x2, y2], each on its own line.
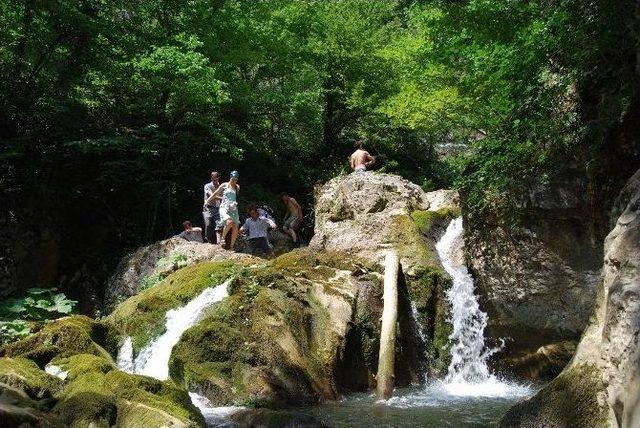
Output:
[205, 171, 241, 250]
[203, 171, 222, 244]
[350, 140, 375, 173]
[281, 192, 302, 244]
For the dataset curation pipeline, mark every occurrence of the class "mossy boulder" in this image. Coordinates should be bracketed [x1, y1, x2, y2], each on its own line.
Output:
[146, 248, 419, 408]
[1, 315, 207, 426]
[0, 316, 113, 368]
[500, 364, 608, 428]
[54, 365, 205, 428]
[104, 236, 256, 312]
[0, 352, 205, 427]
[0, 357, 62, 400]
[106, 261, 239, 351]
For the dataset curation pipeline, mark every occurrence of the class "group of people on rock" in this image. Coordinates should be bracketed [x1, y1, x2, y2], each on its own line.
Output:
[178, 169, 304, 258]
[177, 141, 375, 257]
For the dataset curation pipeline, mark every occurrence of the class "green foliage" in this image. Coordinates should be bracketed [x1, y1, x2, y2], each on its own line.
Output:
[157, 253, 189, 270]
[1, 0, 638, 292]
[0, 288, 77, 322]
[0, 320, 31, 345]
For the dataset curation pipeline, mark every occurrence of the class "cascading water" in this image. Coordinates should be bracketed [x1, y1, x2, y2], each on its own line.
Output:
[116, 278, 243, 426]
[434, 217, 528, 397]
[117, 278, 231, 380]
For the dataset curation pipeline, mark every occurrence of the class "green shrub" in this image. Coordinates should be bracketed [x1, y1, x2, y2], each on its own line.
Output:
[0, 320, 31, 344]
[0, 288, 77, 322]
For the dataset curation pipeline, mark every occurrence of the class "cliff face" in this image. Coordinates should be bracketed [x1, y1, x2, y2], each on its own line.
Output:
[464, 174, 602, 379]
[501, 168, 640, 427]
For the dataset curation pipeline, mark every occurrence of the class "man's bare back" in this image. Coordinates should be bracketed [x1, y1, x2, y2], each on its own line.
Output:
[350, 148, 375, 171]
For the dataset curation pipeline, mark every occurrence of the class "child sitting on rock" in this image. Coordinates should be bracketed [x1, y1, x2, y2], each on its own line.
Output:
[240, 206, 276, 257]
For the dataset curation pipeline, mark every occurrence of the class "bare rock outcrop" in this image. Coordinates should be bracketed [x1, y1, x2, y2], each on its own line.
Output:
[501, 168, 640, 427]
[465, 175, 602, 378]
[310, 172, 460, 375]
[103, 238, 256, 312]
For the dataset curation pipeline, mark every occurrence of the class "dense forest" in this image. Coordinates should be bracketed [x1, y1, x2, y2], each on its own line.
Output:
[1, 0, 639, 311]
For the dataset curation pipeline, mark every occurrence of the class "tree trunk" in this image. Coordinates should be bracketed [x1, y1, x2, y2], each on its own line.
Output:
[376, 250, 399, 400]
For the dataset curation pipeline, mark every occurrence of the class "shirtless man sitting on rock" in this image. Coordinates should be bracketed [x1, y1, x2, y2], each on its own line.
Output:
[350, 141, 376, 173]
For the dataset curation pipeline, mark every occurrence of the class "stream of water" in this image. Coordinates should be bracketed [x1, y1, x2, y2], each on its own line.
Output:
[117, 279, 231, 379]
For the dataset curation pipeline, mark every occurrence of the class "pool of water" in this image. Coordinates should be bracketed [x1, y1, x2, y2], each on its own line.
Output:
[307, 382, 535, 428]
[199, 381, 536, 428]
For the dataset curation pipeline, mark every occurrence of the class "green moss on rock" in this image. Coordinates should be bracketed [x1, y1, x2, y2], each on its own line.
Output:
[50, 353, 115, 380]
[106, 261, 238, 350]
[0, 316, 113, 368]
[408, 266, 452, 375]
[0, 357, 62, 399]
[54, 369, 205, 428]
[167, 252, 365, 408]
[500, 364, 608, 428]
[410, 207, 460, 235]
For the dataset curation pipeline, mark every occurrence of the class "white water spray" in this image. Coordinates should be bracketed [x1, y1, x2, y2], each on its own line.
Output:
[117, 279, 231, 380]
[434, 217, 529, 397]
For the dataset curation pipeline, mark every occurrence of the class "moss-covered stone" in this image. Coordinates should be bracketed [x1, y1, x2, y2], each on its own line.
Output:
[106, 261, 238, 350]
[54, 368, 205, 428]
[410, 207, 460, 236]
[49, 353, 115, 380]
[391, 214, 440, 268]
[0, 316, 113, 368]
[0, 357, 62, 400]
[167, 251, 368, 408]
[499, 364, 608, 428]
[408, 266, 453, 375]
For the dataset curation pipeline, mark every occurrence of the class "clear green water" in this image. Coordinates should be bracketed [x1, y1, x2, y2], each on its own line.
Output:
[201, 382, 536, 427]
[306, 384, 534, 428]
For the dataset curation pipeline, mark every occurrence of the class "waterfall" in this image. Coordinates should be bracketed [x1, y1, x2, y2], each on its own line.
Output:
[434, 217, 527, 397]
[117, 279, 231, 380]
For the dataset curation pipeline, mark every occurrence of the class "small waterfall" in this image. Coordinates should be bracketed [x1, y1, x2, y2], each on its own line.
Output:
[189, 392, 244, 425]
[434, 217, 528, 397]
[117, 337, 135, 374]
[117, 279, 231, 380]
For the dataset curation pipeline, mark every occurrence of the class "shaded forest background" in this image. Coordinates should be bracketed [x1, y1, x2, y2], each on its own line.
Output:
[1, 0, 639, 313]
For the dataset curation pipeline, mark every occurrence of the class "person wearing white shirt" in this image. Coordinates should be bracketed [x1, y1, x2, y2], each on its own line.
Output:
[241, 206, 276, 257]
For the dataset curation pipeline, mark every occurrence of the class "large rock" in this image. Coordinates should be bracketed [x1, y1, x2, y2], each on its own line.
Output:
[0, 316, 206, 427]
[311, 172, 459, 272]
[310, 172, 460, 375]
[501, 168, 640, 427]
[107, 249, 423, 407]
[465, 175, 602, 378]
[103, 238, 256, 312]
